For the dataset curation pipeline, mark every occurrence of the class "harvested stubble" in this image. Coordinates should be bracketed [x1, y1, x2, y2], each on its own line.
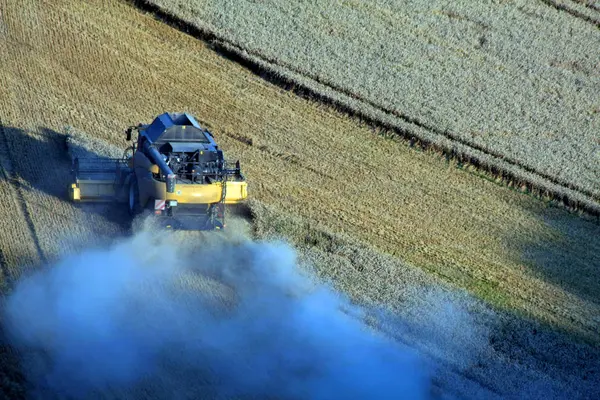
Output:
[144, 0, 600, 211]
[249, 199, 600, 399]
[0, 0, 599, 342]
[0, 0, 599, 397]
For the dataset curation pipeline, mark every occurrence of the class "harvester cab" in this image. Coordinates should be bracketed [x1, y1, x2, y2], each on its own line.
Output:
[69, 112, 248, 230]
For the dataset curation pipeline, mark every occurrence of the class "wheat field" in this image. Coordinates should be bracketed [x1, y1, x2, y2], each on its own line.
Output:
[0, 0, 599, 398]
[146, 0, 600, 211]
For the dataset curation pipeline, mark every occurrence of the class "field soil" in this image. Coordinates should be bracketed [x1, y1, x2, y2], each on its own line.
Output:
[0, 0, 599, 398]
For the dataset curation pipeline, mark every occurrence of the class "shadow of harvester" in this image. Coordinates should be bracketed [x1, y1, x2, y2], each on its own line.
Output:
[0, 124, 131, 229]
[501, 206, 600, 309]
[0, 124, 134, 400]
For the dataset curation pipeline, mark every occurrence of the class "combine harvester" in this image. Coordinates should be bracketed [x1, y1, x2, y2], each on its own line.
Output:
[69, 112, 248, 230]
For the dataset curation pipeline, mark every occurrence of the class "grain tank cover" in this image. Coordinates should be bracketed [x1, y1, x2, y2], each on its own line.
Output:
[140, 112, 216, 146]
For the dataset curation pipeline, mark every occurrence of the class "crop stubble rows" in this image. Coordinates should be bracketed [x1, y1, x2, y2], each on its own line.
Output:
[0, 0, 599, 397]
[0, 0, 598, 343]
[144, 0, 600, 212]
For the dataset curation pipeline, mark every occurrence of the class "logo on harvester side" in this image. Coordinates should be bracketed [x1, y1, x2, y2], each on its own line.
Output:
[154, 200, 166, 210]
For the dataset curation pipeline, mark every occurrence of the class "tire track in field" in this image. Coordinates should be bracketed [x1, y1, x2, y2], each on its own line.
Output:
[574, 0, 600, 13]
[539, 0, 600, 27]
[0, 154, 14, 288]
[0, 249, 8, 291]
[0, 121, 47, 267]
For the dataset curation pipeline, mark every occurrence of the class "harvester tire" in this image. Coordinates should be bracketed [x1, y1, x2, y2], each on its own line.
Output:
[129, 178, 142, 216]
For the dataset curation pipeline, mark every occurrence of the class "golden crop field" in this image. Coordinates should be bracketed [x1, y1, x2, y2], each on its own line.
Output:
[146, 0, 600, 212]
[0, 0, 599, 398]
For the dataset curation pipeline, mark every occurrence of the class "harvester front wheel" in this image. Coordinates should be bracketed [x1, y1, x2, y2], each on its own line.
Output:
[128, 178, 142, 216]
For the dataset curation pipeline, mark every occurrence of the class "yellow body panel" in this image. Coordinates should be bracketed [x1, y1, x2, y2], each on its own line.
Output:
[69, 184, 80, 201]
[70, 180, 118, 202]
[70, 175, 247, 205]
[144, 177, 247, 205]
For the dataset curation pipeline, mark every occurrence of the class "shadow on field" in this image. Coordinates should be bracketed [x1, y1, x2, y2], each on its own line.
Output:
[0, 123, 130, 229]
[0, 325, 26, 400]
[505, 207, 600, 308]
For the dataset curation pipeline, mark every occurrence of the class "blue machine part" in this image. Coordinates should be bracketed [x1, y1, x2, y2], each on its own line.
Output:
[140, 112, 217, 149]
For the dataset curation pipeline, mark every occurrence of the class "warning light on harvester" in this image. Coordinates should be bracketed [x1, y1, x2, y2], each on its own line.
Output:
[154, 199, 166, 210]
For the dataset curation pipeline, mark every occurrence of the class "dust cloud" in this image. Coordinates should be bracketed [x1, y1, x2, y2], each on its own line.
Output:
[3, 225, 431, 399]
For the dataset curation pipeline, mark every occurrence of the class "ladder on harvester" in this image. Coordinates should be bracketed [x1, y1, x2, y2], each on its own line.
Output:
[206, 170, 227, 230]
[217, 172, 227, 228]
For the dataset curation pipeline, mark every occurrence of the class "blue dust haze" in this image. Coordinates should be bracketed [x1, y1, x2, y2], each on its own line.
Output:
[4, 232, 429, 399]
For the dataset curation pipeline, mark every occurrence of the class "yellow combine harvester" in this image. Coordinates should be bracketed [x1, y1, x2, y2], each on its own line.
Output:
[69, 113, 248, 230]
